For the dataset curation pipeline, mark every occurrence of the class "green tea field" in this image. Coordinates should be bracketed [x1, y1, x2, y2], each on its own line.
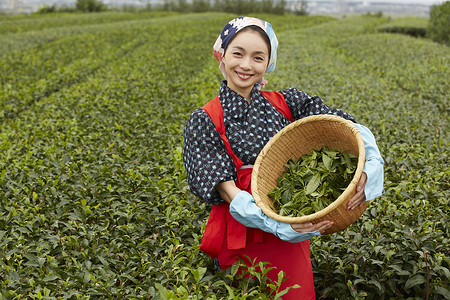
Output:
[0, 12, 449, 299]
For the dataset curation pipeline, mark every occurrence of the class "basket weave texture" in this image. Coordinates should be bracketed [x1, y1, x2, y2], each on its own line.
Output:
[251, 115, 367, 235]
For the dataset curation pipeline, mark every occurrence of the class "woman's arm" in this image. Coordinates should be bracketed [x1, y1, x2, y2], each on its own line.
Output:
[219, 180, 333, 234]
[279, 88, 356, 122]
[183, 108, 237, 204]
[216, 180, 241, 204]
[347, 123, 384, 210]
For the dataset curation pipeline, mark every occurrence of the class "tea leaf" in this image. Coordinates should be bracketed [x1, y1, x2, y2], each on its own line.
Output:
[405, 274, 426, 290]
[306, 172, 321, 195]
[322, 153, 333, 170]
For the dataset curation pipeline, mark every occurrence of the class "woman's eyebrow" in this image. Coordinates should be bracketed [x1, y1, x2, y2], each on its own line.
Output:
[254, 50, 267, 55]
[230, 46, 245, 51]
[231, 46, 267, 55]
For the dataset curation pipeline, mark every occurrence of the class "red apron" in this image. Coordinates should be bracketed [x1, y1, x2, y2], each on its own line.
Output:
[200, 92, 315, 299]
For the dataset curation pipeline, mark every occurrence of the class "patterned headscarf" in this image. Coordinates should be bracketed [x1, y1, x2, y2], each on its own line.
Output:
[213, 16, 278, 88]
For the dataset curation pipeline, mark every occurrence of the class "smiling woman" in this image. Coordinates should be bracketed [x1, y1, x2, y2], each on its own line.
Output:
[182, 16, 384, 299]
[221, 28, 269, 102]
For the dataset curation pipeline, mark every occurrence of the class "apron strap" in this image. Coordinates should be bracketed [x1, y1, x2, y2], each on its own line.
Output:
[261, 91, 293, 122]
[200, 92, 292, 257]
[203, 96, 244, 170]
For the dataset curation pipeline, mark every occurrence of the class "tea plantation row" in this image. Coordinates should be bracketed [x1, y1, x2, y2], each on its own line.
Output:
[0, 12, 448, 299]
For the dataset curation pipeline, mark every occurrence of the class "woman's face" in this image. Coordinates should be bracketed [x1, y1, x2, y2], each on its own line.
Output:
[222, 30, 269, 100]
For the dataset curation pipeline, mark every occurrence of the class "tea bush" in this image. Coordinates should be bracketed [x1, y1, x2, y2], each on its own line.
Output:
[378, 17, 428, 37]
[428, 1, 450, 45]
[0, 12, 448, 299]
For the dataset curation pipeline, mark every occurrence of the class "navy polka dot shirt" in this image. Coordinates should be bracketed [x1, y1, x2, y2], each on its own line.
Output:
[183, 81, 355, 204]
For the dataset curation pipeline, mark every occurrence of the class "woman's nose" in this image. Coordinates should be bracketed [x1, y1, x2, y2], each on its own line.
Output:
[240, 57, 251, 69]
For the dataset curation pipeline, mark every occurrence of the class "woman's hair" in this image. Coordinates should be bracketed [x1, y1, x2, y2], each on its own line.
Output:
[225, 25, 271, 57]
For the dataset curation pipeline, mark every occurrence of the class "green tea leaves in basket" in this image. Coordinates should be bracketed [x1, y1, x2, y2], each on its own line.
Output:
[268, 147, 358, 217]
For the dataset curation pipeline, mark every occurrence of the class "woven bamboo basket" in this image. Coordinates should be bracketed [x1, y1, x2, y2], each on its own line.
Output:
[251, 114, 367, 235]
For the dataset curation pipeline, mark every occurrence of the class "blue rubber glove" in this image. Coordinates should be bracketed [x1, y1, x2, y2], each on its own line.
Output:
[354, 123, 385, 201]
[229, 190, 320, 243]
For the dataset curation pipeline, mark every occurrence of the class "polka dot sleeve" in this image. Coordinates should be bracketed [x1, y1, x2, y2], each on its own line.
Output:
[279, 88, 356, 122]
[182, 108, 236, 205]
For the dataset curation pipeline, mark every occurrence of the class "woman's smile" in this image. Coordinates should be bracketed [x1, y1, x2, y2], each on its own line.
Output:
[236, 71, 253, 80]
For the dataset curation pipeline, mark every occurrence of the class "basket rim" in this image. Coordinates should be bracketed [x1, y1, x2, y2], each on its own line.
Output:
[251, 114, 366, 224]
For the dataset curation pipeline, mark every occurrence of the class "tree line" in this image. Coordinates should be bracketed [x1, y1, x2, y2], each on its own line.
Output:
[37, 0, 309, 15]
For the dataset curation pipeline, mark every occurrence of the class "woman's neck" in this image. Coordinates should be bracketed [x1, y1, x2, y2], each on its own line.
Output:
[243, 93, 251, 104]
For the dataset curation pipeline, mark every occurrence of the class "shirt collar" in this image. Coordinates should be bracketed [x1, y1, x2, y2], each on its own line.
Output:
[218, 81, 262, 104]
[218, 81, 262, 120]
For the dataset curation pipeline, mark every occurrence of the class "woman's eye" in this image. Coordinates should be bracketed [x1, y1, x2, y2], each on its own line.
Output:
[255, 56, 264, 61]
[233, 52, 242, 56]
